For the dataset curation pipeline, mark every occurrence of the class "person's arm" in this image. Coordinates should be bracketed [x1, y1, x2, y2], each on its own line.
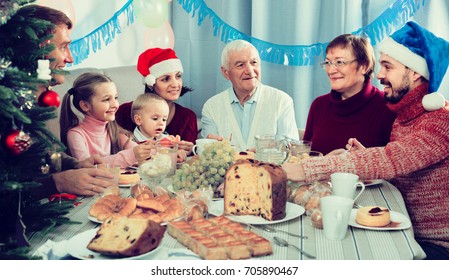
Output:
[277, 97, 299, 140]
[67, 130, 92, 161]
[30, 167, 116, 200]
[52, 168, 116, 196]
[282, 162, 306, 181]
[30, 176, 59, 200]
[201, 114, 219, 139]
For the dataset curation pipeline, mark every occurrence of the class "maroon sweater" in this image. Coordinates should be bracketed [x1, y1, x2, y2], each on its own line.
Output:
[303, 80, 396, 155]
[116, 101, 198, 143]
[302, 83, 449, 249]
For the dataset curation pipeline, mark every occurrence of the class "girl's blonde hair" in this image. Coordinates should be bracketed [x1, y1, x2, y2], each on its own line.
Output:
[131, 93, 168, 123]
[60, 72, 130, 155]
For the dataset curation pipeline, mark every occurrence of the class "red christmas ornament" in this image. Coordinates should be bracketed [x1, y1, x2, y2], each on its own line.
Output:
[2, 129, 32, 155]
[38, 89, 60, 108]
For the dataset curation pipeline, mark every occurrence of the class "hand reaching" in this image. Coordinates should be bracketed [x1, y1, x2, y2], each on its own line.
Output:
[52, 168, 116, 196]
[178, 140, 194, 153]
[282, 162, 306, 182]
[77, 154, 104, 168]
[177, 149, 188, 163]
[133, 140, 156, 164]
[206, 133, 224, 141]
[346, 138, 366, 152]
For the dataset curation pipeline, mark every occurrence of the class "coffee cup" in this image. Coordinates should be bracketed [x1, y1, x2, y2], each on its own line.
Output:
[193, 139, 217, 155]
[320, 196, 353, 240]
[330, 172, 365, 202]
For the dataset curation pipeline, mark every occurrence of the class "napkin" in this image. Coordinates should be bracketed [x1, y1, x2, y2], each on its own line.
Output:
[33, 240, 69, 260]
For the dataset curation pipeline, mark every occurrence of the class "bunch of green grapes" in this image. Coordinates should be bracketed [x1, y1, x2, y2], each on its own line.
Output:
[172, 141, 235, 196]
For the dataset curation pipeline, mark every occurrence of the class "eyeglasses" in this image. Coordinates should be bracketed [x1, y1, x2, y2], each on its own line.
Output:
[320, 59, 357, 69]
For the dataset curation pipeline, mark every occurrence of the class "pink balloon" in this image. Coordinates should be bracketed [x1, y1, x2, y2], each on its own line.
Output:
[144, 21, 175, 49]
[37, 0, 76, 26]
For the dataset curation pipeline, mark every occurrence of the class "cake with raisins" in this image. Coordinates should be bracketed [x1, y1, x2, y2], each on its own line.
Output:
[223, 159, 287, 221]
[87, 216, 165, 257]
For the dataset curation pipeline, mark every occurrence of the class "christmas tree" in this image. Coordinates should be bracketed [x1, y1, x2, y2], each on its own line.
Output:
[0, 0, 73, 259]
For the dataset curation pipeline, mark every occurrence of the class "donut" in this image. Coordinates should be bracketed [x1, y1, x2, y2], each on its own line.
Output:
[356, 206, 391, 227]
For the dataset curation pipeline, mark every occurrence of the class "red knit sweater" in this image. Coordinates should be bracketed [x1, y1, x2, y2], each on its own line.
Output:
[302, 83, 449, 249]
[303, 80, 396, 155]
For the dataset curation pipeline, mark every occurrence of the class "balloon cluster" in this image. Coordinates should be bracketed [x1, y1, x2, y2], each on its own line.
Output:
[134, 0, 175, 49]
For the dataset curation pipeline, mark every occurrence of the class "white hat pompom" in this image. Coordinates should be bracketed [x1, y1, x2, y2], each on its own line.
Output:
[144, 74, 156, 87]
[422, 92, 445, 111]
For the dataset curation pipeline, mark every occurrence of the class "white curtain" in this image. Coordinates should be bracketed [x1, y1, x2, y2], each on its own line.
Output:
[67, 0, 449, 128]
[171, 0, 449, 128]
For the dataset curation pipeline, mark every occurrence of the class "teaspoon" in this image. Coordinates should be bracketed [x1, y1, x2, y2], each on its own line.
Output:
[262, 225, 307, 239]
[273, 236, 316, 259]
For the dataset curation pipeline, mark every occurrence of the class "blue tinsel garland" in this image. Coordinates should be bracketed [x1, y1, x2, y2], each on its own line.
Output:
[69, 0, 425, 66]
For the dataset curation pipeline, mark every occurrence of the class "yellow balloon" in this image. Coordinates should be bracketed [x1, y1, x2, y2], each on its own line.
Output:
[134, 0, 168, 28]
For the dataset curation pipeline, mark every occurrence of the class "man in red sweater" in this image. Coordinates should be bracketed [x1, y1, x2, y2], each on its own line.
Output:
[283, 21, 449, 259]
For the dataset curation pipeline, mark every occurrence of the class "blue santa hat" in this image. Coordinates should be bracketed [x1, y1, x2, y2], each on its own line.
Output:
[379, 21, 449, 111]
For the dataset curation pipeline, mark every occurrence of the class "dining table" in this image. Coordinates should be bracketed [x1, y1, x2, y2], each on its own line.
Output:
[28, 178, 426, 260]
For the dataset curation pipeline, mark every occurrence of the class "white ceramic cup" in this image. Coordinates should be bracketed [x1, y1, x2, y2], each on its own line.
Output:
[330, 172, 365, 202]
[320, 195, 354, 240]
[192, 139, 217, 155]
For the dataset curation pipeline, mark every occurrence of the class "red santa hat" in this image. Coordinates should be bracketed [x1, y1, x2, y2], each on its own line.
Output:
[137, 48, 183, 86]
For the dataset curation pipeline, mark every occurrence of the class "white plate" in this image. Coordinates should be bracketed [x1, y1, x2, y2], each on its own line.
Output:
[361, 179, 384, 187]
[67, 229, 163, 260]
[349, 209, 411, 230]
[119, 184, 132, 188]
[208, 201, 305, 225]
[88, 215, 102, 224]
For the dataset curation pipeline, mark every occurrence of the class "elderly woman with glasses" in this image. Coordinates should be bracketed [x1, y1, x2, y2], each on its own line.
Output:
[303, 34, 396, 155]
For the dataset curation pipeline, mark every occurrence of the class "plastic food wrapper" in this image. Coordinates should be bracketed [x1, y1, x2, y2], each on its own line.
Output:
[175, 186, 213, 222]
[287, 180, 332, 218]
[310, 208, 323, 229]
[138, 153, 171, 190]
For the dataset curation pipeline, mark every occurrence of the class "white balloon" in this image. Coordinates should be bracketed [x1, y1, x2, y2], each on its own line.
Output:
[134, 0, 168, 28]
[144, 21, 175, 49]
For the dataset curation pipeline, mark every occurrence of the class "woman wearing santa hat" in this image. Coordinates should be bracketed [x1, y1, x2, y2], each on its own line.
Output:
[116, 48, 196, 151]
